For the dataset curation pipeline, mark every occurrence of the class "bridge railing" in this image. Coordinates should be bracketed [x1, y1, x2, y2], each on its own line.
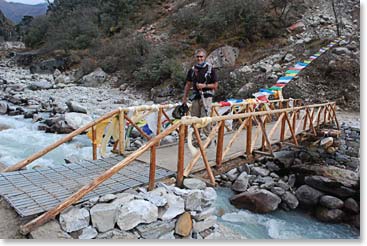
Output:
[2, 98, 301, 173]
[18, 100, 338, 234]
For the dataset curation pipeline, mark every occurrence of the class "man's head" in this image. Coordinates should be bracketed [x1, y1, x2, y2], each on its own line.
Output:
[194, 48, 207, 65]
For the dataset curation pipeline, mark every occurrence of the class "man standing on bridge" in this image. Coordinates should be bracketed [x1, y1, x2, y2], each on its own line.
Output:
[182, 48, 219, 120]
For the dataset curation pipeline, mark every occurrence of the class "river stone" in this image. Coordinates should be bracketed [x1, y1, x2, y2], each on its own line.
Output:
[304, 176, 356, 198]
[251, 167, 270, 177]
[159, 231, 175, 239]
[284, 53, 296, 62]
[0, 101, 8, 114]
[78, 226, 98, 239]
[230, 189, 281, 213]
[117, 200, 158, 231]
[64, 112, 93, 130]
[99, 193, 117, 203]
[226, 168, 240, 181]
[231, 172, 250, 192]
[29, 220, 72, 239]
[265, 161, 280, 172]
[111, 193, 135, 208]
[136, 219, 176, 239]
[205, 222, 247, 239]
[281, 191, 299, 209]
[66, 100, 88, 114]
[185, 190, 203, 211]
[175, 212, 193, 237]
[80, 67, 107, 87]
[295, 185, 323, 207]
[273, 150, 295, 167]
[28, 80, 53, 90]
[315, 207, 344, 223]
[96, 229, 138, 239]
[271, 187, 286, 196]
[192, 215, 217, 233]
[159, 193, 185, 220]
[343, 198, 359, 214]
[287, 174, 296, 188]
[183, 178, 207, 190]
[59, 207, 90, 233]
[141, 191, 167, 207]
[202, 187, 217, 206]
[90, 203, 118, 232]
[191, 207, 216, 221]
[319, 195, 344, 209]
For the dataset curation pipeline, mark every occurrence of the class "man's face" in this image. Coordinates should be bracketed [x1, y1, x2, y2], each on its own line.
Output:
[196, 52, 206, 63]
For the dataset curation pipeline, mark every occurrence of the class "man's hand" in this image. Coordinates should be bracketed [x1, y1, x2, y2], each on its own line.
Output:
[196, 83, 206, 90]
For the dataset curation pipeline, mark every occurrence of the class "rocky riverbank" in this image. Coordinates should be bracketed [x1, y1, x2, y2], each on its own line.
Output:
[215, 118, 360, 229]
[28, 178, 245, 240]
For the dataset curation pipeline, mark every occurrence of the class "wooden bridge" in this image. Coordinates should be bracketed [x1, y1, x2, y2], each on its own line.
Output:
[0, 98, 339, 234]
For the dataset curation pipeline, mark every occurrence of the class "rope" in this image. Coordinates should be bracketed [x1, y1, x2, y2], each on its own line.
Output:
[187, 127, 198, 156]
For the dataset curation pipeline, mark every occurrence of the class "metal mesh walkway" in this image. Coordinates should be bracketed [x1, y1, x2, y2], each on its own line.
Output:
[0, 155, 174, 217]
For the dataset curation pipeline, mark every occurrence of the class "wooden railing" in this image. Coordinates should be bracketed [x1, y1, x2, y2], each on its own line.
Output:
[18, 101, 338, 234]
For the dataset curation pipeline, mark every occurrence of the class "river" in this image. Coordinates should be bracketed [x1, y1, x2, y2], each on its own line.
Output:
[0, 115, 360, 239]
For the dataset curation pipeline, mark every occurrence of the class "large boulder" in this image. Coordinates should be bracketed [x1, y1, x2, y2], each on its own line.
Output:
[64, 112, 93, 130]
[30, 58, 66, 74]
[304, 176, 356, 199]
[79, 68, 108, 87]
[117, 200, 158, 231]
[295, 185, 323, 207]
[230, 189, 281, 213]
[319, 195, 344, 209]
[315, 207, 344, 223]
[343, 198, 359, 214]
[206, 45, 239, 68]
[66, 101, 88, 114]
[281, 191, 299, 209]
[273, 150, 295, 168]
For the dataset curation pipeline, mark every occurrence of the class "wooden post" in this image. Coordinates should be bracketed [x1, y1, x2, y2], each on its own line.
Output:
[156, 108, 162, 146]
[118, 110, 125, 155]
[255, 116, 273, 155]
[176, 125, 185, 187]
[331, 103, 340, 130]
[268, 113, 284, 141]
[192, 125, 215, 185]
[92, 126, 97, 160]
[19, 122, 180, 235]
[148, 145, 156, 191]
[3, 109, 120, 172]
[284, 111, 299, 145]
[303, 108, 309, 131]
[184, 123, 221, 176]
[306, 108, 317, 136]
[216, 120, 225, 168]
[261, 116, 266, 151]
[222, 118, 248, 160]
[280, 112, 286, 142]
[246, 116, 253, 156]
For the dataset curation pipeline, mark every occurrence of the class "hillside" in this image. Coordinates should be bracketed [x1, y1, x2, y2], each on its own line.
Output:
[13, 0, 360, 111]
[0, 0, 47, 23]
[0, 9, 16, 41]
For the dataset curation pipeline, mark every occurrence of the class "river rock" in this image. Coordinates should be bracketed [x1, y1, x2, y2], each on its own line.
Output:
[304, 176, 356, 198]
[284, 53, 296, 62]
[79, 67, 108, 87]
[320, 137, 334, 149]
[191, 207, 216, 221]
[273, 150, 295, 167]
[192, 215, 217, 233]
[281, 191, 299, 209]
[28, 80, 53, 90]
[265, 161, 280, 172]
[66, 100, 88, 114]
[185, 190, 203, 211]
[295, 185, 323, 207]
[230, 189, 281, 213]
[231, 172, 250, 192]
[175, 212, 193, 237]
[202, 187, 217, 206]
[183, 178, 206, 190]
[226, 168, 240, 181]
[90, 203, 118, 232]
[333, 47, 352, 56]
[117, 200, 158, 231]
[343, 198, 359, 214]
[159, 193, 185, 220]
[64, 112, 93, 130]
[59, 207, 90, 233]
[0, 101, 8, 114]
[319, 195, 344, 209]
[271, 186, 285, 196]
[96, 229, 138, 239]
[136, 220, 176, 239]
[251, 167, 270, 177]
[141, 191, 167, 207]
[78, 226, 98, 239]
[111, 193, 135, 208]
[29, 220, 72, 239]
[315, 207, 344, 223]
[99, 194, 117, 203]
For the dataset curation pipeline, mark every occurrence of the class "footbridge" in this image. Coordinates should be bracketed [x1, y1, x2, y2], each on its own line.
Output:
[0, 98, 339, 234]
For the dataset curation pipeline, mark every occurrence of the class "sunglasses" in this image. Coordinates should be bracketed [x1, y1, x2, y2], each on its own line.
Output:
[196, 55, 204, 58]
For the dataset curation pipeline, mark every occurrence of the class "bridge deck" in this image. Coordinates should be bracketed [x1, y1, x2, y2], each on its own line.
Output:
[0, 156, 174, 217]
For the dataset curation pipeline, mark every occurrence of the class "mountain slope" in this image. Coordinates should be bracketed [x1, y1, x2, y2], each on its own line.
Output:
[0, 9, 16, 41]
[0, 0, 47, 23]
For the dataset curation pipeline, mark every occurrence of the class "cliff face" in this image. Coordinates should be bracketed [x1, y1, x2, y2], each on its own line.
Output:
[0, 9, 16, 41]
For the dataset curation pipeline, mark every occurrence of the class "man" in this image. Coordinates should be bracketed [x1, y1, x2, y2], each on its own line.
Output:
[182, 48, 218, 119]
